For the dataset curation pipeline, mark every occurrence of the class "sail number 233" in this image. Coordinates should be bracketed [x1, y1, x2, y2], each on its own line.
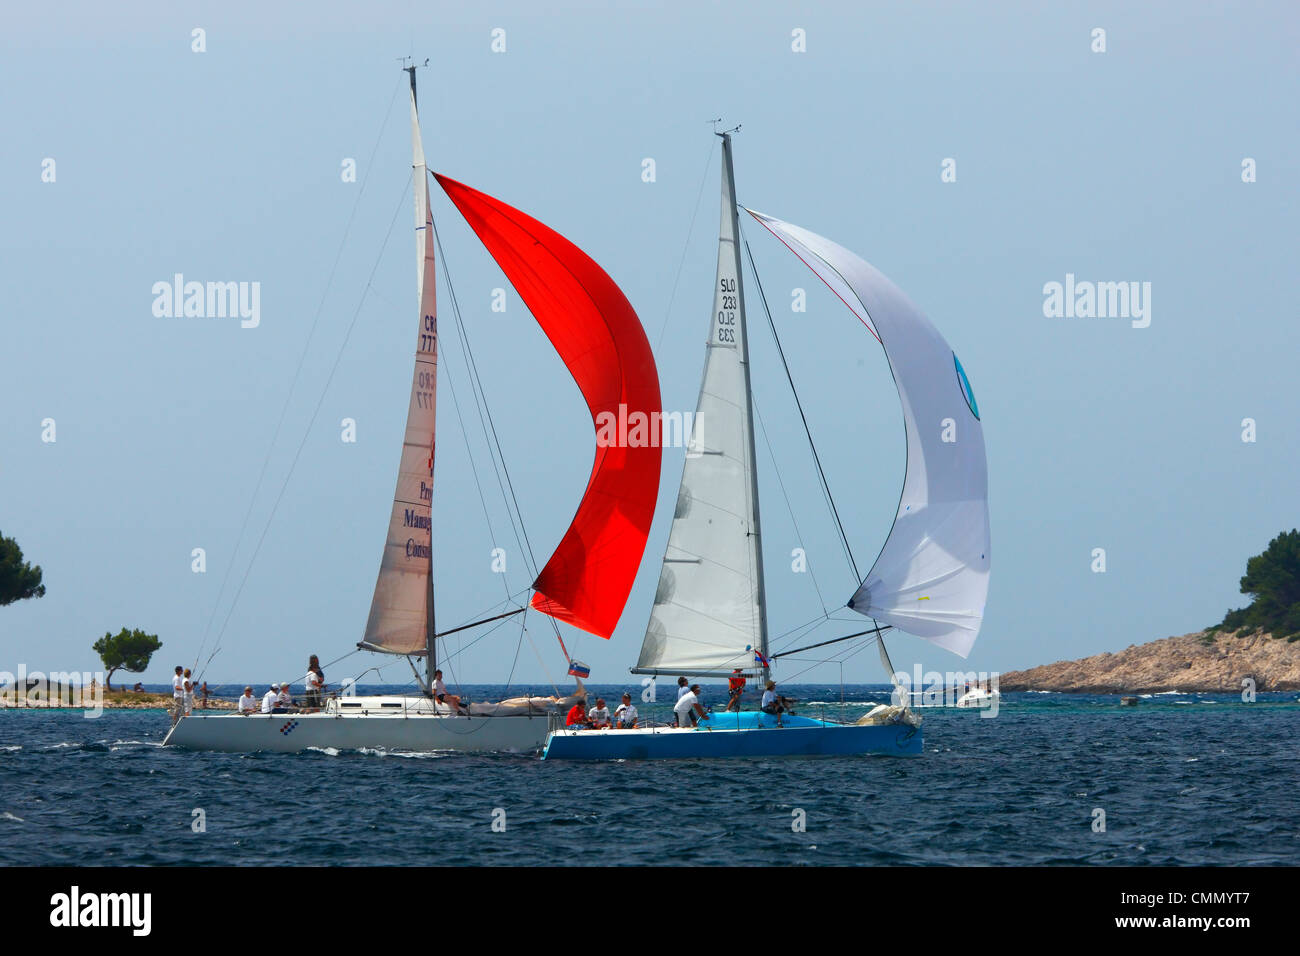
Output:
[716, 278, 737, 344]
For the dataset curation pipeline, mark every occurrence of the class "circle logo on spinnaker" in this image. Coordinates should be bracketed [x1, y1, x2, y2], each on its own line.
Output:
[954, 353, 980, 420]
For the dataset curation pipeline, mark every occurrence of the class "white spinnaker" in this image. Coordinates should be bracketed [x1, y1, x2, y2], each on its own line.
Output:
[747, 209, 990, 658]
[361, 85, 439, 656]
[635, 137, 765, 675]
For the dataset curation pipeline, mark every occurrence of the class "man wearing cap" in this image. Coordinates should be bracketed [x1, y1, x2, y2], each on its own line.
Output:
[760, 680, 787, 727]
[275, 682, 293, 711]
[237, 686, 257, 714]
[261, 684, 280, 714]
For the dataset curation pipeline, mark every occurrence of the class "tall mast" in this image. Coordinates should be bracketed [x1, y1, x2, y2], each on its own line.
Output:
[720, 131, 770, 681]
[630, 130, 765, 679]
[406, 61, 437, 686]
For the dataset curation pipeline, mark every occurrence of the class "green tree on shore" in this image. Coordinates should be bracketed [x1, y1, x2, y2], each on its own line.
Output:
[1214, 529, 1300, 641]
[0, 531, 46, 606]
[93, 628, 163, 691]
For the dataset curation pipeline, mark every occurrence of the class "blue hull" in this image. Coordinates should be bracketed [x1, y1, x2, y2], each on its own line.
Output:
[541, 712, 922, 760]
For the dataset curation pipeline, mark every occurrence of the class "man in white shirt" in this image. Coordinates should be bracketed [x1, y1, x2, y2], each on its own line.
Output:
[673, 684, 706, 728]
[587, 698, 611, 729]
[431, 669, 466, 714]
[276, 682, 293, 710]
[613, 693, 638, 729]
[673, 676, 690, 725]
[237, 686, 257, 714]
[261, 684, 279, 714]
[170, 666, 186, 724]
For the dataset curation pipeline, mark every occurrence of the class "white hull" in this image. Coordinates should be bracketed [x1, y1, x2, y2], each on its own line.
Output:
[163, 698, 551, 753]
[955, 689, 1000, 708]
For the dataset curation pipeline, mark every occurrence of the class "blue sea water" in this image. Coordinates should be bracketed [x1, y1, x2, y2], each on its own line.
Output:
[1, 684, 1297, 866]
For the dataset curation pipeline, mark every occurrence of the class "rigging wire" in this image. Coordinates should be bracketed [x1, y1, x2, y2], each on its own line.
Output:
[430, 210, 542, 583]
[320, 648, 361, 673]
[750, 392, 830, 615]
[437, 351, 514, 601]
[778, 629, 882, 684]
[436, 605, 517, 694]
[430, 200, 572, 664]
[191, 77, 405, 675]
[653, 136, 718, 354]
[740, 221, 861, 583]
[196, 173, 414, 682]
[501, 605, 528, 694]
[358, 246, 520, 603]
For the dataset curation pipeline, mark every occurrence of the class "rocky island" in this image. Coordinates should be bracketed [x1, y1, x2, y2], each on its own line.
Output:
[998, 629, 1300, 693]
[1002, 529, 1300, 694]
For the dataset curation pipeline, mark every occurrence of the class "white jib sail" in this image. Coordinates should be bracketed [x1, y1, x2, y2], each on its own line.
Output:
[635, 135, 767, 676]
[747, 210, 990, 658]
[361, 83, 439, 656]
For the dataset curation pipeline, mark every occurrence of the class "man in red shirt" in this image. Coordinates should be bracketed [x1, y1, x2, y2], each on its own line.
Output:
[726, 669, 746, 712]
[566, 700, 590, 728]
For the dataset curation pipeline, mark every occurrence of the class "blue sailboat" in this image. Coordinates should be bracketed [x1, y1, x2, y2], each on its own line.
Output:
[541, 132, 990, 761]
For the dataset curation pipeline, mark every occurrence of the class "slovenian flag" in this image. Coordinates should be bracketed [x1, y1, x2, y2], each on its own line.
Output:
[567, 660, 591, 678]
[753, 650, 770, 668]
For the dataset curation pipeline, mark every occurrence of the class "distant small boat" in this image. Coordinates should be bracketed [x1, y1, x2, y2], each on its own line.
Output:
[955, 686, 1000, 708]
[1120, 696, 1140, 706]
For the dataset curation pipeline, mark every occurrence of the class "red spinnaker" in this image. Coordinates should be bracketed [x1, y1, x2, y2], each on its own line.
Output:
[434, 174, 662, 639]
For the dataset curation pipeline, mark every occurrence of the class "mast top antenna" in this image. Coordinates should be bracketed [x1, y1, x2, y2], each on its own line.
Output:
[712, 120, 742, 138]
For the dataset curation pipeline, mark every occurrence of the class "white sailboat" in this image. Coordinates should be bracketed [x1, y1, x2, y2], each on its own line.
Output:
[955, 686, 1000, 708]
[543, 131, 990, 760]
[166, 66, 663, 754]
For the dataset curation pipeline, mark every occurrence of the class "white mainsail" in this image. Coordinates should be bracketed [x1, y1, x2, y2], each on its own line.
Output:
[746, 210, 990, 658]
[360, 80, 439, 656]
[634, 134, 768, 676]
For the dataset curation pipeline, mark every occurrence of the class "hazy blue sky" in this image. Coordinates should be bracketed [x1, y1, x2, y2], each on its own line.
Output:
[2, 1, 1296, 691]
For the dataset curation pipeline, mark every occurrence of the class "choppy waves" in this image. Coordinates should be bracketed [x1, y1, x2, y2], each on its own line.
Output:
[1, 687, 1298, 866]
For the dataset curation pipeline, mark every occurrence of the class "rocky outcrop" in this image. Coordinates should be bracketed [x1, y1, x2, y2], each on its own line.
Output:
[998, 630, 1300, 693]
[0, 688, 237, 710]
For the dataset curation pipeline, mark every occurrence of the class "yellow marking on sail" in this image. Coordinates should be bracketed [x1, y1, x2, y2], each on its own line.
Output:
[917, 596, 931, 601]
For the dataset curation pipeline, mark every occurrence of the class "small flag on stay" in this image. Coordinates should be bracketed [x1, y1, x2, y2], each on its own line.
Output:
[753, 650, 770, 668]
[567, 660, 591, 678]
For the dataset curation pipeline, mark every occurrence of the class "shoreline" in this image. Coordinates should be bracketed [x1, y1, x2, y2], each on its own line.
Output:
[997, 629, 1300, 694]
[0, 690, 237, 711]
